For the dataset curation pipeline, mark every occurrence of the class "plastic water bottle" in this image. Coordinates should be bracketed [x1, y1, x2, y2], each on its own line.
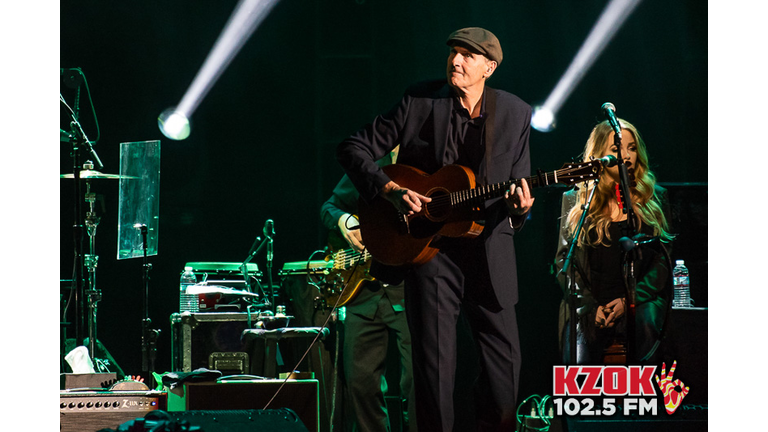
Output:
[672, 260, 691, 308]
[179, 266, 199, 313]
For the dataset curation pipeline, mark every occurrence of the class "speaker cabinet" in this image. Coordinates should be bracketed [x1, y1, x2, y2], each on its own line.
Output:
[168, 379, 319, 432]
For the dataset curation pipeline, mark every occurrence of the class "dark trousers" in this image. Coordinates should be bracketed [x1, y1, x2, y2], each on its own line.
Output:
[344, 289, 414, 432]
[405, 243, 521, 432]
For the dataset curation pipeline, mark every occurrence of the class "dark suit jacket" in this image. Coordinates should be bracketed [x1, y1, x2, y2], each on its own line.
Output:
[336, 79, 532, 308]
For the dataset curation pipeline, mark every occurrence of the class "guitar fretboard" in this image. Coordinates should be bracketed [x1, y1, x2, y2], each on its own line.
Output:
[450, 164, 595, 208]
[333, 249, 372, 270]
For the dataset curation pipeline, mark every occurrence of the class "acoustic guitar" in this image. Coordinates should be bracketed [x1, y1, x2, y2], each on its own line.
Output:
[357, 160, 602, 266]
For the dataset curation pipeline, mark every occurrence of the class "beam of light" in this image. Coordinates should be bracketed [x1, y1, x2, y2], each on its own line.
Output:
[159, 0, 281, 140]
[531, 0, 643, 132]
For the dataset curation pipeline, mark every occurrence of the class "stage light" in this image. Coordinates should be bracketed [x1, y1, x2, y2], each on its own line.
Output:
[531, 106, 555, 132]
[158, 108, 191, 141]
[158, 0, 281, 140]
[531, 0, 643, 132]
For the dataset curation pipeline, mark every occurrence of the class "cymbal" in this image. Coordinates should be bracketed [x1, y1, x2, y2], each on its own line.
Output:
[60, 170, 138, 180]
[60, 129, 72, 142]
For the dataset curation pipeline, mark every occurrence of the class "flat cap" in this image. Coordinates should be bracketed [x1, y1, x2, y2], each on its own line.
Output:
[446, 27, 503, 65]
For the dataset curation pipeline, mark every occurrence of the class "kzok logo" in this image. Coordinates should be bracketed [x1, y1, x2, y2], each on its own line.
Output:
[553, 365, 656, 396]
[552, 362, 691, 417]
[655, 361, 690, 414]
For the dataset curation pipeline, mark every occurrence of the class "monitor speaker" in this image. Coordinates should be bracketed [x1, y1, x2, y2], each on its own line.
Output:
[91, 409, 309, 432]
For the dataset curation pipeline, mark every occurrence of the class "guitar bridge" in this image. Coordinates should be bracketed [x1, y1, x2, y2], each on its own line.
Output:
[398, 213, 410, 235]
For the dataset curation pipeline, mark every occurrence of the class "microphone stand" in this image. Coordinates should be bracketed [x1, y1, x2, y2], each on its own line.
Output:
[613, 132, 639, 363]
[240, 234, 269, 303]
[239, 222, 275, 311]
[138, 225, 160, 387]
[265, 232, 275, 314]
[559, 178, 600, 365]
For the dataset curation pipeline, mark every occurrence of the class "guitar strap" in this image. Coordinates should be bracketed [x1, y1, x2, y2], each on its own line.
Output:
[481, 88, 497, 185]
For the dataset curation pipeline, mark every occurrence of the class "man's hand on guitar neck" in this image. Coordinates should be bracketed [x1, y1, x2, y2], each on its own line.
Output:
[505, 178, 535, 230]
[504, 178, 535, 216]
[338, 213, 366, 252]
[381, 181, 432, 216]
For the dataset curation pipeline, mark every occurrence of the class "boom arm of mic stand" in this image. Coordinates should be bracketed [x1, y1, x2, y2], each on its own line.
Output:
[61, 95, 104, 170]
[558, 179, 599, 365]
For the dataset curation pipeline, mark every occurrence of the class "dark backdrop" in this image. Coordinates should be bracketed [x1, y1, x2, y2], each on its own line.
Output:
[59, 0, 707, 406]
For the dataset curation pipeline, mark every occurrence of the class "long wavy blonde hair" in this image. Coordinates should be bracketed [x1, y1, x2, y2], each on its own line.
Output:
[565, 119, 674, 247]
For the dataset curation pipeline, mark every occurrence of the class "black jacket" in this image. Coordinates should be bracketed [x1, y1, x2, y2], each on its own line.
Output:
[337, 80, 532, 308]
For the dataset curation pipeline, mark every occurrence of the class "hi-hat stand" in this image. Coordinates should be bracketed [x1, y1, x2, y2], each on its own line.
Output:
[62, 93, 104, 361]
[83, 170, 102, 362]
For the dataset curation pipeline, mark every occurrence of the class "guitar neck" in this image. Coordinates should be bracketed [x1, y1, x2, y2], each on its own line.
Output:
[452, 171, 556, 208]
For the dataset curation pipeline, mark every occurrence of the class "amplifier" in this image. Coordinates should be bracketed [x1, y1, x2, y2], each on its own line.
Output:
[59, 390, 167, 432]
[168, 380, 319, 432]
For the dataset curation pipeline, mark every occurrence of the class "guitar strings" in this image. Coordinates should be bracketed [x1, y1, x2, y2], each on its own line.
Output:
[417, 164, 596, 212]
[337, 249, 371, 268]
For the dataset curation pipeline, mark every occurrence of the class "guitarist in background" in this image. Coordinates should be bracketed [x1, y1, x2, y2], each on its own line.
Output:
[321, 147, 416, 432]
[336, 28, 534, 432]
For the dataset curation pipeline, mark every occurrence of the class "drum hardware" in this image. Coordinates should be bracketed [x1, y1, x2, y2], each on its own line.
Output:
[61, 163, 136, 368]
[61, 91, 105, 360]
[61, 128, 72, 142]
[82, 178, 103, 362]
[60, 170, 139, 179]
[61, 158, 141, 367]
[61, 159, 109, 364]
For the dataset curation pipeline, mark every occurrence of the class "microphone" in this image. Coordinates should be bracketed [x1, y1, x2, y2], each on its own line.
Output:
[264, 219, 274, 263]
[596, 155, 618, 168]
[601, 102, 622, 139]
[263, 219, 275, 239]
[619, 234, 659, 252]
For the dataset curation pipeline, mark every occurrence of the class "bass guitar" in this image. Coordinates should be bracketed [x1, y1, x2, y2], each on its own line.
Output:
[357, 160, 602, 266]
[321, 229, 374, 306]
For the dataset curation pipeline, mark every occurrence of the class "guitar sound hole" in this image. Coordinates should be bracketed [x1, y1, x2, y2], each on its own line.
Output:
[424, 190, 450, 220]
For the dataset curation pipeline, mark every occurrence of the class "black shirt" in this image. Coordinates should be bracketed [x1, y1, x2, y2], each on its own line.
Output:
[444, 89, 487, 177]
[587, 221, 655, 304]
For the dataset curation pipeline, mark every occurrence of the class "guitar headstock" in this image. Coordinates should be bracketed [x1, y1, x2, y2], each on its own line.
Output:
[555, 159, 602, 186]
